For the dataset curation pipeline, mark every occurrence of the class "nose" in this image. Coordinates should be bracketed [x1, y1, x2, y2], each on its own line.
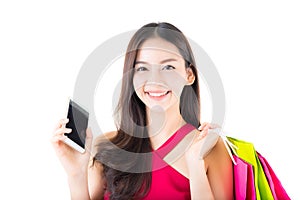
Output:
[133, 65, 168, 92]
[147, 65, 162, 83]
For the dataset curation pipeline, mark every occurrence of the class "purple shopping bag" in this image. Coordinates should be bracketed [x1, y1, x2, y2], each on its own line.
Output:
[233, 155, 256, 200]
[257, 152, 290, 200]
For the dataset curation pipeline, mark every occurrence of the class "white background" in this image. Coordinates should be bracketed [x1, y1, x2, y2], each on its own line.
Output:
[0, 0, 299, 199]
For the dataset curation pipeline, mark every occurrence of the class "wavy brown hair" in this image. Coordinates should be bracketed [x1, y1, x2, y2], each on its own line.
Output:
[93, 22, 201, 200]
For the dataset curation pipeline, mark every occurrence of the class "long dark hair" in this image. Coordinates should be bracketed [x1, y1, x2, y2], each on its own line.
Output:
[93, 22, 201, 200]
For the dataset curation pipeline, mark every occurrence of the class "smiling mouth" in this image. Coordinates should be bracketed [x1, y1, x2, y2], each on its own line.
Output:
[145, 90, 171, 100]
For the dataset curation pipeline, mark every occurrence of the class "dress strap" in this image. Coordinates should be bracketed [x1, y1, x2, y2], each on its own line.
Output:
[153, 123, 196, 159]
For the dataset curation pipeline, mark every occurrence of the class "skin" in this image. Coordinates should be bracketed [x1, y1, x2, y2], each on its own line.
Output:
[52, 37, 233, 200]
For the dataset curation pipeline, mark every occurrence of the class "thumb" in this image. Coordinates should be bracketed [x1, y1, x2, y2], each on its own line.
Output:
[199, 122, 208, 131]
[85, 127, 93, 153]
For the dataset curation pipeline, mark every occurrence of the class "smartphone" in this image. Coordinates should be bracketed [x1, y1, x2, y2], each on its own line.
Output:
[63, 98, 89, 153]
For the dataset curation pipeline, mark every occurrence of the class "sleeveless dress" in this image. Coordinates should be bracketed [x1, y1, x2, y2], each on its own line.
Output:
[104, 123, 196, 200]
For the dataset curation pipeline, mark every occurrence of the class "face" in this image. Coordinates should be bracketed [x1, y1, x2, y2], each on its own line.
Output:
[133, 37, 195, 112]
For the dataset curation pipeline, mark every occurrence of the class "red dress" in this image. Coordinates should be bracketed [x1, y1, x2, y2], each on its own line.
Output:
[104, 123, 196, 200]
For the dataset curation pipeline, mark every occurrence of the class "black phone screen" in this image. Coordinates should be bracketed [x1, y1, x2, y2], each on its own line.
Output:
[65, 99, 89, 149]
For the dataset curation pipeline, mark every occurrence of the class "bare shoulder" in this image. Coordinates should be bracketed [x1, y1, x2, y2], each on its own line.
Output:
[204, 137, 234, 199]
[204, 137, 231, 166]
[87, 130, 119, 199]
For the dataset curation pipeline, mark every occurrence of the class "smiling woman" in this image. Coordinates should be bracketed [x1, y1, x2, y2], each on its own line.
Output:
[52, 22, 233, 200]
[133, 38, 195, 113]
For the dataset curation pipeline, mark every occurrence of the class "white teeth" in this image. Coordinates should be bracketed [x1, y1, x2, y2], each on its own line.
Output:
[148, 91, 168, 97]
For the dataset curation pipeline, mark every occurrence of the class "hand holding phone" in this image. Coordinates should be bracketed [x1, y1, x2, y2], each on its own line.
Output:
[63, 99, 89, 153]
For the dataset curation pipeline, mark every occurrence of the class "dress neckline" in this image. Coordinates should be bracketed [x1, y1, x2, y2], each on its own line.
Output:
[152, 123, 196, 158]
[151, 123, 187, 151]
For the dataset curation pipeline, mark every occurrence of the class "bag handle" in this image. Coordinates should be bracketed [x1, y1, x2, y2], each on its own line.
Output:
[204, 127, 238, 165]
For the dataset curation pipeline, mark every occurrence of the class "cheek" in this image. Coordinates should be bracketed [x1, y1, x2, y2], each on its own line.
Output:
[133, 74, 145, 95]
[161, 71, 187, 98]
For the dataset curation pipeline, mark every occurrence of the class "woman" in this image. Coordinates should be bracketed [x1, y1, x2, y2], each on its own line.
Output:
[52, 22, 233, 200]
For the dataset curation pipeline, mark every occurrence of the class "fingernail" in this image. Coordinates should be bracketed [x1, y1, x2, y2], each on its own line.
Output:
[65, 128, 72, 133]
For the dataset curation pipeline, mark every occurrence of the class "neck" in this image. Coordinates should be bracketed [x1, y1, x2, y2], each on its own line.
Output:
[146, 103, 186, 150]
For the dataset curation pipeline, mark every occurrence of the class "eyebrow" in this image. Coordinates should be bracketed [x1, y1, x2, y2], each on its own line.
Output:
[135, 58, 178, 65]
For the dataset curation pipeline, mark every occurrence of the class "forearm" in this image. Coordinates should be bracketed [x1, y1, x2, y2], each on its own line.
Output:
[188, 160, 214, 200]
[68, 174, 91, 200]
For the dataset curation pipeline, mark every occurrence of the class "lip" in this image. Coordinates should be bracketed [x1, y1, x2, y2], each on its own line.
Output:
[145, 90, 171, 101]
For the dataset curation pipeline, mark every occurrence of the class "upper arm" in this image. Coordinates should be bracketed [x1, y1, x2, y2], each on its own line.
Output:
[88, 161, 106, 200]
[205, 137, 233, 199]
[88, 131, 117, 200]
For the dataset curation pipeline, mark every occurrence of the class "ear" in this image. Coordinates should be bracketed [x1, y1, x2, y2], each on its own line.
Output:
[185, 67, 195, 85]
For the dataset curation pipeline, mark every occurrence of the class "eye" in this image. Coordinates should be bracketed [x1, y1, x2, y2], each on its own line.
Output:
[162, 65, 175, 70]
[135, 66, 149, 72]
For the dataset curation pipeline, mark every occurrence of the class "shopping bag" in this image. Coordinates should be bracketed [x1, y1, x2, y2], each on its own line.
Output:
[227, 137, 274, 200]
[233, 154, 256, 200]
[257, 152, 291, 200]
[207, 129, 290, 199]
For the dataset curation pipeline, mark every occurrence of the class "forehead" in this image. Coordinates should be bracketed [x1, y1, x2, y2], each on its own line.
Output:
[136, 38, 183, 63]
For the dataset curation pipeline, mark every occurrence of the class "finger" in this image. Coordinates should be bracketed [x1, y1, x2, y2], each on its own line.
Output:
[53, 127, 72, 136]
[51, 134, 68, 144]
[199, 122, 209, 131]
[197, 131, 207, 140]
[198, 127, 208, 139]
[197, 126, 208, 140]
[54, 118, 69, 129]
[85, 127, 93, 153]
